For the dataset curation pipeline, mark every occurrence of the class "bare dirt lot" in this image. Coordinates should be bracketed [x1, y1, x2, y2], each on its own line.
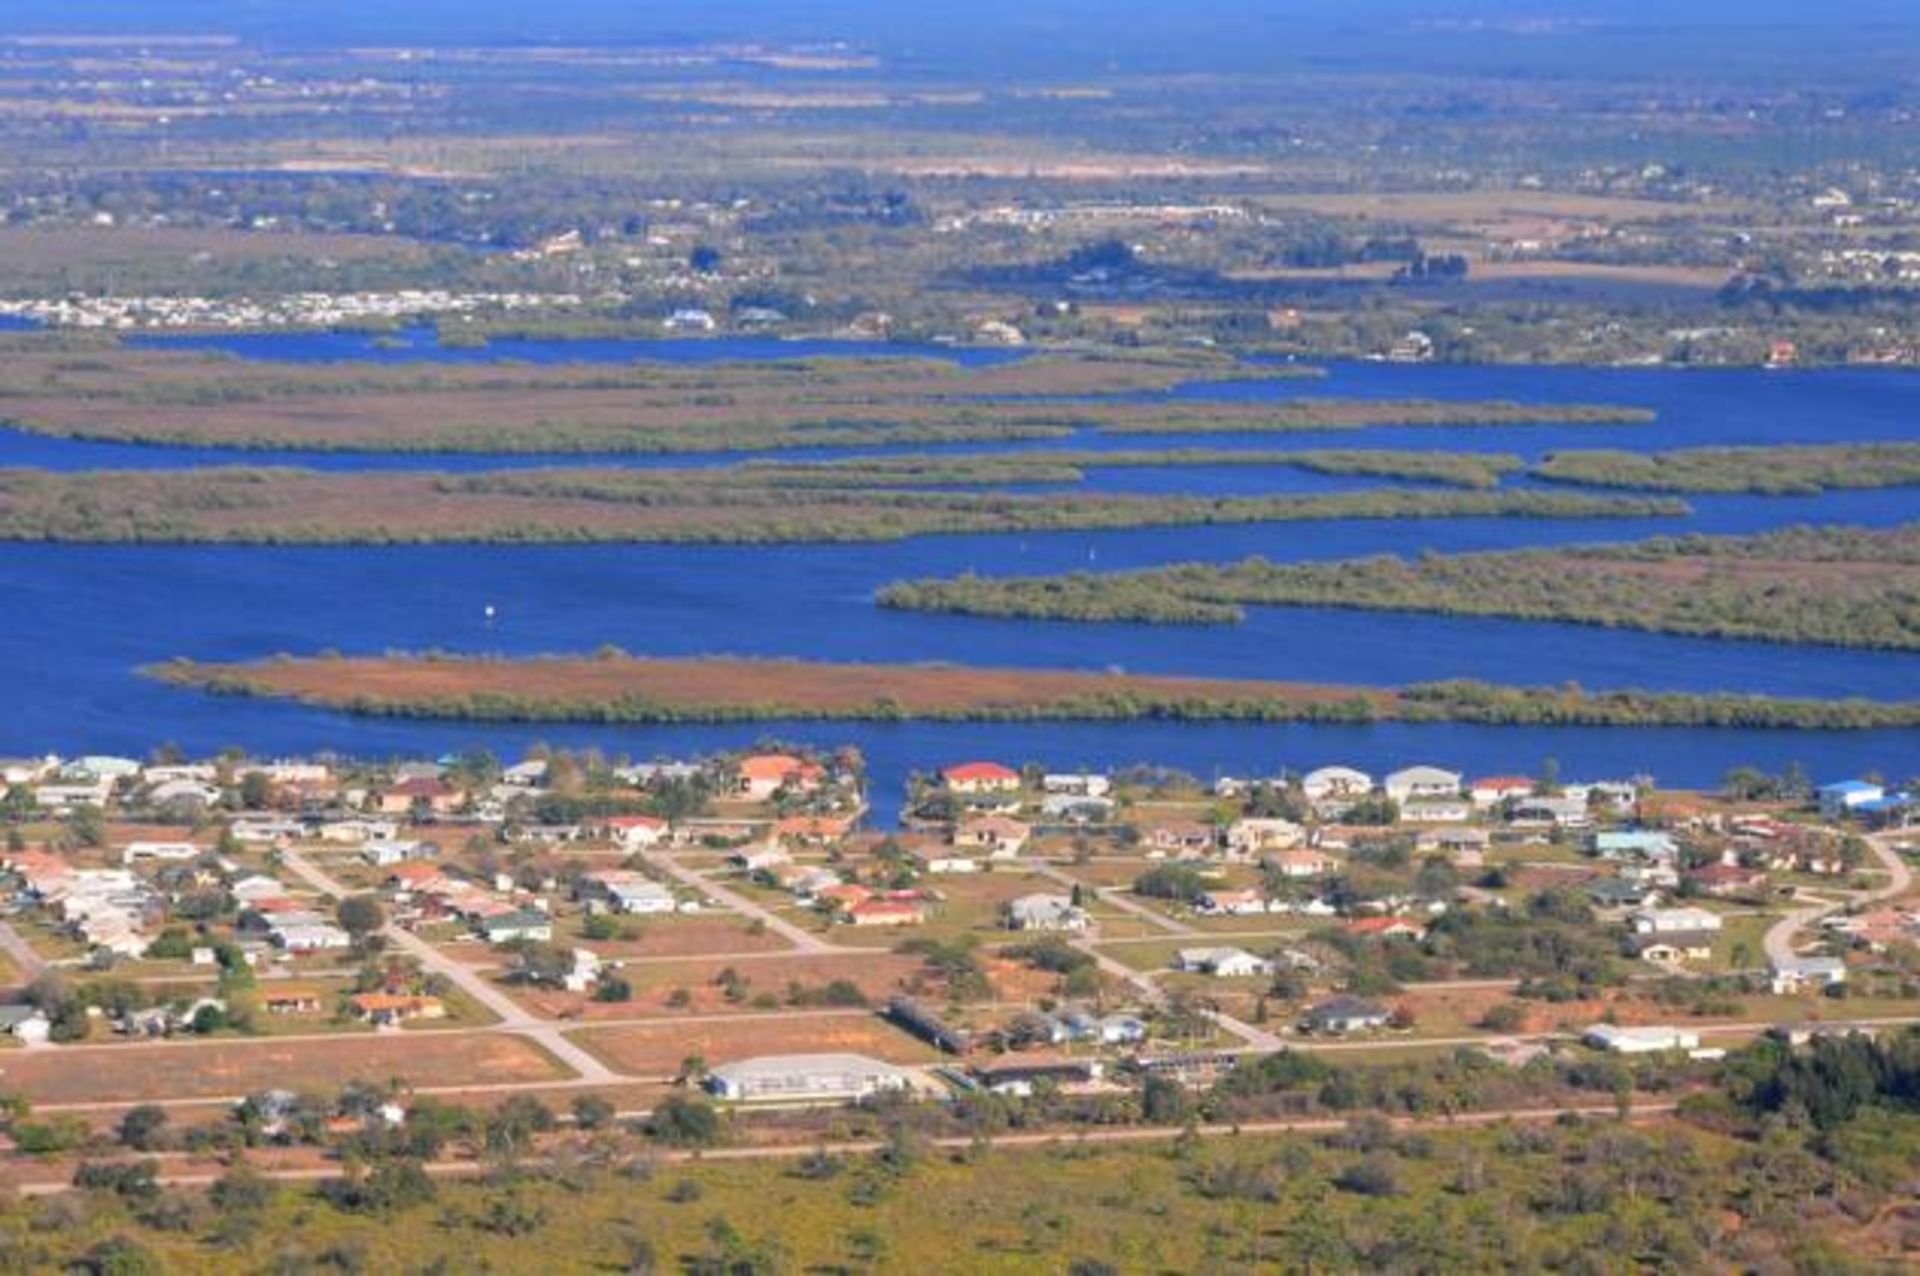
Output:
[571, 1012, 939, 1075]
[0, 1033, 565, 1106]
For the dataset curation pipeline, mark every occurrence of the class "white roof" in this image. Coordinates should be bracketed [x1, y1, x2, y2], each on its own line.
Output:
[710, 1053, 911, 1084]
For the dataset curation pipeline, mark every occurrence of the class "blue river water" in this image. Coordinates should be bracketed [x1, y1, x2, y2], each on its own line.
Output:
[2, 328, 1915, 816]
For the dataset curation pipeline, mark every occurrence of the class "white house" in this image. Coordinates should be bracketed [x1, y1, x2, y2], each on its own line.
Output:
[122, 841, 201, 865]
[1770, 955, 1848, 995]
[1302, 766, 1372, 801]
[1174, 947, 1271, 978]
[1384, 766, 1462, 806]
[1583, 1024, 1700, 1054]
[1818, 781, 1884, 820]
[0, 1005, 53, 1046]
[1629, 906, 1724, 935]
[1224, 818, 1304, 857]
[1400, 797, 1474, 824]
[1006, 894, 1089, 932]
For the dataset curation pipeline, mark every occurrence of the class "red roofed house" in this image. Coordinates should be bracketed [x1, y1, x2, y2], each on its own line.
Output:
[814, 882, 874, 912]
[942, 762, 1021, 794]
[1347, 916, 1425, 941]
[1469, 776, 1536, 809]
[845, 898, 927, 928]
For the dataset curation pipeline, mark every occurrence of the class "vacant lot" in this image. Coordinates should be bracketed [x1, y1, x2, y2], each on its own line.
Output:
[0, 1032, 565, 1106]
[571, 1011, 937, 1075]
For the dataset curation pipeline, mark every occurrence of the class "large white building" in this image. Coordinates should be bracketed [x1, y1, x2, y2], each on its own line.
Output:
[705, 1053, 915, 1102]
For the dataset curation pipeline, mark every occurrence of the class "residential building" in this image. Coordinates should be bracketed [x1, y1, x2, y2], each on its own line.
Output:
[1384, 766, 1462, 806]
[942, 761, 1022, 794]
[1006, 893, 1089, 931]
[1302, 996, 1391, 1034]
[1174, 946, 1271, 977]
[1583, 1024, 1700, 1054]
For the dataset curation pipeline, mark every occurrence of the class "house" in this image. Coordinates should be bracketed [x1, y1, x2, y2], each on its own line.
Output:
[1688, 862, 1768, 898]
[1585, 877, 1659, 910]
[1262, 848, 1336, 880]
[1592, 830, 1679, 862]
[1469, 776, 1536, 808]
[1401, 797, 1474, 824]
[1629, 906, 1723, 935]
[734, 754, 821, 802]
[1175, 947, 1271, 978]
[229, 875, 289, 904]
[1225, 818, 1304, 857]
[1416, 827, 1490, 864]
[1143, 821, 1216, 855]
[1198, 888, 1270, 917]
[317, 818, 399, 844]
[587, 871, 677, 915]
[349, 993, 446, 1025]
[1510, 796, 1591, 829]
[478, 910, 553, 945]
[774, 814, 858, 846]
[1040, 794, 1114, 823]
[0, 1005, 52, 1046]
[1301, 766, 1372, 802]
[954, 815, 1030, 859]
[1770, 955, 1848, 994]
[942, 761, 1021, 794]
[1384, 766, 1462, 806]
[561, 949, 603, 994]
[272, 921, 353, 954]
[263, 992, 324, 1015]
[361, 839, 435, 869]
[1301, 996, 1391, 1035]
[731, 846, 791, 875]
[603, 815, 669, 850]
[146, 779, 223, 810]
[380, 777, 462, 817]
[229, 819, 306, 845]
[1042, 773, 1111, 799]
[122, 841, 201, 865]
[1346, 916, 1424, 941]
[1583, 1024, 1700, 1055]
[1817, 780, 1884, 820]
[664, 307, 717, 333]
[845, 898, 926, 928]
[973, 1055, 1104, 1097]
[1006, 894, 1089, 932]
[813, 882, 873, 912]
[705, 1053, 913, 1103]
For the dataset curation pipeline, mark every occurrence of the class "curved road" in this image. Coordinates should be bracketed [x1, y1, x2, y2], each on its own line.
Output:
[1762, 832, 1914, 967]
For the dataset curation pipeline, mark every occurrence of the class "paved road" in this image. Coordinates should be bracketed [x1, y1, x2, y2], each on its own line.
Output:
[0, 918, 49, 981]
[278, 847, 623, 1084]
[649, 850, 843, 954]
[1762, 832, 1915, 967]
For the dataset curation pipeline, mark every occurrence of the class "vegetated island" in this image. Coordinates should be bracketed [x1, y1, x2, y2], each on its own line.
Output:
[0, 338, 1651, 454]
[1533, 442, 1920, 494]
[0, 469, 1685, 544]
[146, 653, 1920, 729]
[877, 522, 1920, 651]
[748, 448, 1524, 489]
